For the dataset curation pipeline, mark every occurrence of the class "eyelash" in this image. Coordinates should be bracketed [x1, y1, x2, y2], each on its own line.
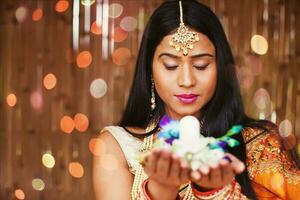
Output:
[194, 64, 209, 70]
[164, 64, 178, 70]
[163, 64, 209, 71]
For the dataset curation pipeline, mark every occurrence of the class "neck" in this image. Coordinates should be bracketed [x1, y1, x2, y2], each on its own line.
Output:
[164, 110, 202, 121]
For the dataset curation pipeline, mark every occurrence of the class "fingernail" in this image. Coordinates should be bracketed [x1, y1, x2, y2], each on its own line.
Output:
[181, 162, 188, 168]
[223, 156, 232, 163]
[172, 154, 179, 160]
[210, 163, 218, 168]
[239, 163, 245, 171]
[191, 171, 201, 180]
[220, 159, 228, 165]
[200, 166, 209, 174]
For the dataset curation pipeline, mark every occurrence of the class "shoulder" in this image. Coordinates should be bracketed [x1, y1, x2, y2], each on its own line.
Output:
[96, 126, 128, 166]
[243, 121, 300, 198]
[98, 125, 145, 171]
[93, 126, 134, 199]
[242, 119, 278, 144]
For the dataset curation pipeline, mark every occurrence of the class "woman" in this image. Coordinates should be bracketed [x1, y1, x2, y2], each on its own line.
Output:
[93, 0, 300, 199]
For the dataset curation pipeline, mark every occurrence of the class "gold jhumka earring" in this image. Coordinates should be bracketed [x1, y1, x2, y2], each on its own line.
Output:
[150, 79, 156, 111]
[169, 0, 199, 56]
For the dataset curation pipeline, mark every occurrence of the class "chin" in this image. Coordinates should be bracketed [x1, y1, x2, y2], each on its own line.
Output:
[175, 108, 201, 117]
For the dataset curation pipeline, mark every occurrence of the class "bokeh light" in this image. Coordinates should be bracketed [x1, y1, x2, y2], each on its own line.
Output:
[137, 12, 150, 31]
[251, 35, 268, 55]
[120, 16, 137, 32]
[15, 6, 27, 23]
[76, 51, 92, 68]
[279, 119, 293, 138]
[89, 138, 106, 156]
[60, 116, 75, 134]
[55, 0, 69, 13]
[6, 93, 17, 107]
[69, 162, 84, 178]
[91, 21, 102, 35]
[32, 8, 43, 21]
[15, 189, 25, 200]
[42, 153, 55, 168]
[245, 54, 263, 76]
[30, 91, 43, 110]
[90, 79, 108, 98]
[109, 3, 123, 19]
[74, 113, 89, 132]
[81, 0, 95, 6]
[32, 178, 45, 191]
[100, 154, 118, 171]
[43, 73, 57, 90]
[237, 66, 254, 89]
[271, 111, 277, 123]
[270, 173, 284, 194]
[259, 112, 266, 120]
[112, 27, 128, 43]
[253, 88, 271, 110]
[112, 47, 132, 66]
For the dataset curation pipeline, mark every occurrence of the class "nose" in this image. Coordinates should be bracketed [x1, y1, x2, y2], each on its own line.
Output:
[177, 64, 196, 88]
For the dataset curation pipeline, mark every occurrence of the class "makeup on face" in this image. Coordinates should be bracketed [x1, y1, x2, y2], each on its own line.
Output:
[159, 53, 214, 71]
[175, 93, 199, 104]
[152, 33, 217, 119]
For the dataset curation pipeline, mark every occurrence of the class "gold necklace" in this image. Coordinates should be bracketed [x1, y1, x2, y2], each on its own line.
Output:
[131, 123, 155, 199]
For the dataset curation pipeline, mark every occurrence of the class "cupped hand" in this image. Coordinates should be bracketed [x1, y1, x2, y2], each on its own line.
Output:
[143, 148, 190, 189]
[189, 153, 245, 190]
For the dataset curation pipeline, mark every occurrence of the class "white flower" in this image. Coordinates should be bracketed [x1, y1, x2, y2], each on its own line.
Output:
[150, 136, 225, 171]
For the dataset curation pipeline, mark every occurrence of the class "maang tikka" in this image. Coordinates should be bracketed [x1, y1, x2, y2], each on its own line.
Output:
[169, 0, 199, 56]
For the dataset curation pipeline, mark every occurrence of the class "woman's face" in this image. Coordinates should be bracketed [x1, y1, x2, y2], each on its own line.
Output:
[152, 31, 217, 120]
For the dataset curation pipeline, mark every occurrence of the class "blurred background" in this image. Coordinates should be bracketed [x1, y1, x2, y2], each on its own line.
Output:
[0, 0, 299, 199]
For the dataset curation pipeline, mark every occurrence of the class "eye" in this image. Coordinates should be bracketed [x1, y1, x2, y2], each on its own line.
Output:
[163, 63, 178, 70]
[193, 63, 209, 70]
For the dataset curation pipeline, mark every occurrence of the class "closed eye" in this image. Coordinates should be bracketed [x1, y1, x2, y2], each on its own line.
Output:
[163, 64, 178, 70]
[194, 63, 209, 70]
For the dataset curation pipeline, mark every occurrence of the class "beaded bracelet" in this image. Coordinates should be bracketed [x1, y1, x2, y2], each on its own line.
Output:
[191, 183, 225, 199]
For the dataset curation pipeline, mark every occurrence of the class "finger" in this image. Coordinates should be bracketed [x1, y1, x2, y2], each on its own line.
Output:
[220, 158, 234, 184]
[144, 150, 161, 175]
[195, 172, 210, 187]
[225, 154, 245, 174]
[209, 162, 222, 185]
[191, 170, 201, 182]
[169, 154, 180, 184]
[179, 162, 190, 183]
[199, 165, 210, 176]
[156, 150, 172, 178]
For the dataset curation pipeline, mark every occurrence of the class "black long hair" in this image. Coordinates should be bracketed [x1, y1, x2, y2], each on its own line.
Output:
[119, 0, 259, 198]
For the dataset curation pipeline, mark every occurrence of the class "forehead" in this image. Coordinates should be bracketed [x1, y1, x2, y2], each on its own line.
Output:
[156, 31, 215, 56]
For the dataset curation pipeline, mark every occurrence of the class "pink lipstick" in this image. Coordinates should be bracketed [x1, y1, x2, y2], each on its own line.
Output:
[175, 94, 199, 104]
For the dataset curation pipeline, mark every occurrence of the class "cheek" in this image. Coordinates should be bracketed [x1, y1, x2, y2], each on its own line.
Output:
[199, 67, 217, 98]
[152, 65, 176, 101]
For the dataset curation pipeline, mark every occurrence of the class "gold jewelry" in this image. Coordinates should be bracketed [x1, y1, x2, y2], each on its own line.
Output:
[151, 79, 156, 111]
[183, 179, 249, 200]
[169, 0, 199, 56]
[131, 123, 156, 200]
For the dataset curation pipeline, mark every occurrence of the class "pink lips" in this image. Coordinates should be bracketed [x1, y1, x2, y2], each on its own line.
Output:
[175, 94, 199, 104]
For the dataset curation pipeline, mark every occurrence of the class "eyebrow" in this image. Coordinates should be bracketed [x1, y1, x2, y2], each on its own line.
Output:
[158, 53, 214, 59]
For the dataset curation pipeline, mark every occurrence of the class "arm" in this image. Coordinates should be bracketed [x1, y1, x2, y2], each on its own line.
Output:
[245, 126, 300, 199]
[93, 130, 133, 200]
